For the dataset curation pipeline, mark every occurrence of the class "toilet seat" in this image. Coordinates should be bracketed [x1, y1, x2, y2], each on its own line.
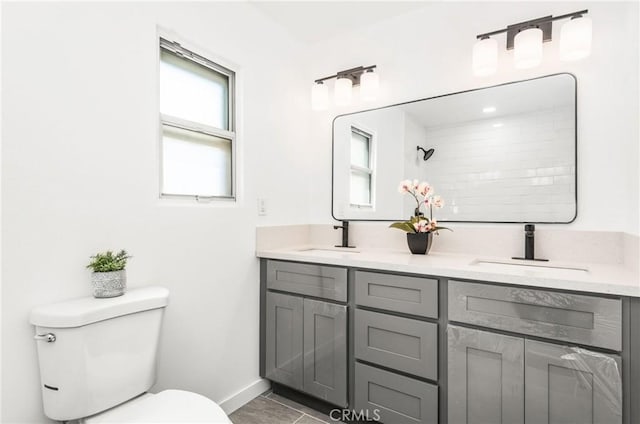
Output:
[84, 389, 231, 423]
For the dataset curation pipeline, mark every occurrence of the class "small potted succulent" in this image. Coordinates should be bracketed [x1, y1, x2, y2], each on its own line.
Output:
[86, 250, 132, 298]
[390, 179, 451, 254]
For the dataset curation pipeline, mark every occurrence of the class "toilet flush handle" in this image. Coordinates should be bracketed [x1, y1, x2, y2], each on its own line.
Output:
[34, 333, 56, 343]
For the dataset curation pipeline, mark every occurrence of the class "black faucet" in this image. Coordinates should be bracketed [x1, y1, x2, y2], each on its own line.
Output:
[333, 221, 355, 248]
[512, 224, 548, 261]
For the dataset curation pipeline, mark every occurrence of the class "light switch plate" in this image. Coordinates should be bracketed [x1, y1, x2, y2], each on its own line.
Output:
[257, 198, 267, 216]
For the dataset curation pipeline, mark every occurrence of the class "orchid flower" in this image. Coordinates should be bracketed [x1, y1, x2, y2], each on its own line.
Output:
[418, 182, 433, 197]
[398, 179, 413, 193]
[390, 178, 452, 234]
[432, 195, 444, 208]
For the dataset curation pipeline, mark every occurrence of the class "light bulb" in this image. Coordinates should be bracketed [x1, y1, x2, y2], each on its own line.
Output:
[311, 82, 328, 111]
[360, 70, 379, 101]
[514, 27, 543, 69]
[472, 37, 498, 77]
[560, 16, 592, 61]
[334, 77, 353, 106]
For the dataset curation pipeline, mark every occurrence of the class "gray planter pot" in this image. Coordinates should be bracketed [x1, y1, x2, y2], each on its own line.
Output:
[91, 270, 126, 298]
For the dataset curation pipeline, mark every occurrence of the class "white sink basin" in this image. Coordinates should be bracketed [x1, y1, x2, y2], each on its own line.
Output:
[296, 248, 360, 256]
[470, 259, 589, 277]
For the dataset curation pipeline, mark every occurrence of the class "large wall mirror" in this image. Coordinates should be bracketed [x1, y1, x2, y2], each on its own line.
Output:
[332, 73, 577, 223]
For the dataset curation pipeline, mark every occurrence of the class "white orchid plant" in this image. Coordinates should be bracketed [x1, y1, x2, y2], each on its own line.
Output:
[390, 179, 451, 234]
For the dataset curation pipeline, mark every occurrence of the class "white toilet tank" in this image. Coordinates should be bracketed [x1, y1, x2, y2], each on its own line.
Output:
[30, 286, 170, 421]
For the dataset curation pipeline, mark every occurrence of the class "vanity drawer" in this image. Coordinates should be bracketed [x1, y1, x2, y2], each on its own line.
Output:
[355, 271, 438, 318]
[355, 309, 437, 380]
[355, 362, 438, 424]
[266, 260, 347, 302]
[448, 280, 622, 351]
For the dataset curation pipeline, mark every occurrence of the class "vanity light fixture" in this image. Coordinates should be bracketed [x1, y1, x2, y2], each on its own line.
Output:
[311, 65, 378, 110]
[472, 9, 591, 76]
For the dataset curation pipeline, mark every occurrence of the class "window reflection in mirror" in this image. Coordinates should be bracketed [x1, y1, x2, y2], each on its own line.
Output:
[350, 127, 374, 207]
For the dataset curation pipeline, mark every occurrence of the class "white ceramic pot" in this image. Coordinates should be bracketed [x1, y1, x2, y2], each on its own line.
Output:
[91, 270, 126, 298]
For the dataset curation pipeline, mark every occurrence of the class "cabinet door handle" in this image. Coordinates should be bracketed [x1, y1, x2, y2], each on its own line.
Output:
[34, 333, 56, 343]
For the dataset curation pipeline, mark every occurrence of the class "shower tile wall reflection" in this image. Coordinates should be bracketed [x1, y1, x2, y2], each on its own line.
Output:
[417, 106, 575, 222]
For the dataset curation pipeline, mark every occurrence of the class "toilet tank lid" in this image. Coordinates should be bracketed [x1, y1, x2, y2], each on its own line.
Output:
[30, 286, 170, 328]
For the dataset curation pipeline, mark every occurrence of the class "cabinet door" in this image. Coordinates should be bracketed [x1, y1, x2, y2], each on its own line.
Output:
[265, 292, 303, 390]
[525, 339, 622, 424]
[303, 298, 347, 407]
[448, 325, 525, 424]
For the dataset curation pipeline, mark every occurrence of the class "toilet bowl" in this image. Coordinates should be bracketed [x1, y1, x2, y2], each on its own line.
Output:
[30, 286, 231, 423]
[83, 390, 231, 423]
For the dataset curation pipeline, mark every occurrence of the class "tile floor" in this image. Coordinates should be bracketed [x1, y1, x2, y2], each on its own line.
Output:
[229, 391, 339, 424]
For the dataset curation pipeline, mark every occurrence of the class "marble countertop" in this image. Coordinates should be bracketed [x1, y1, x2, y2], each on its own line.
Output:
[256, 245, 640, 297]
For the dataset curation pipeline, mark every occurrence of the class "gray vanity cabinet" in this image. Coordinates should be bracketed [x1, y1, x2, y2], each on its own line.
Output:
[262, 260, 635, 423]
[447, 325, 525, 424]
[263, 260, 348, 407]
[525, 339, 622, 424]
[447, 281, 625, 424]
[265, 291, 304, 390]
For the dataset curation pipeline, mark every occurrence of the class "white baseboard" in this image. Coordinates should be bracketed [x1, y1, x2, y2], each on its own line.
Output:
[219, 378, 271, 414]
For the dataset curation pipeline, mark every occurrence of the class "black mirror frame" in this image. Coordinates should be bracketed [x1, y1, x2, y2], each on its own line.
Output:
[331, 73, 578, 224]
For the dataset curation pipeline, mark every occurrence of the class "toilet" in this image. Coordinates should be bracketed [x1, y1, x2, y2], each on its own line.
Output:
[30, 286, 231, 423]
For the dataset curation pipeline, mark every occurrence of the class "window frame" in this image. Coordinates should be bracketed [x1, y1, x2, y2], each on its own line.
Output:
[349, 126, 375, 208]
[158, 37, 237, 201]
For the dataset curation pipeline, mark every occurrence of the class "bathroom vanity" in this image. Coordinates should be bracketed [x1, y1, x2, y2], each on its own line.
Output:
[255, 56, 639, 424]
[259, 74, 634, 423]
[258, 250, 640, 424]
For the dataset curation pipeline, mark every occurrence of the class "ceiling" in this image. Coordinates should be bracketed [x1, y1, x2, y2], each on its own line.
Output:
[249, 1, 431, 44]
[401, 74, 576, 127]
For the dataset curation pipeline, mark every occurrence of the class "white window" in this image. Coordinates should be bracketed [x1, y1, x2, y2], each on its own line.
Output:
[349, 127, 374, 207]
[159, 38, 235, 199]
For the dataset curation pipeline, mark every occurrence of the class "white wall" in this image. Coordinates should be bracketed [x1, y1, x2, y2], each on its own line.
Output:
[308, 1, 639, 235]
[1, 2, 309, 423]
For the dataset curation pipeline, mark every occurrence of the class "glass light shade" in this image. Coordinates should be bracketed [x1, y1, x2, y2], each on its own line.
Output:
[360, 70, 379, 101]
[514, 28, 543, 69]
[334, 77, 353, 106]
[472, 38, 498, 77]
[559, 16, 592, 61]
[311, 82, 329, 111]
